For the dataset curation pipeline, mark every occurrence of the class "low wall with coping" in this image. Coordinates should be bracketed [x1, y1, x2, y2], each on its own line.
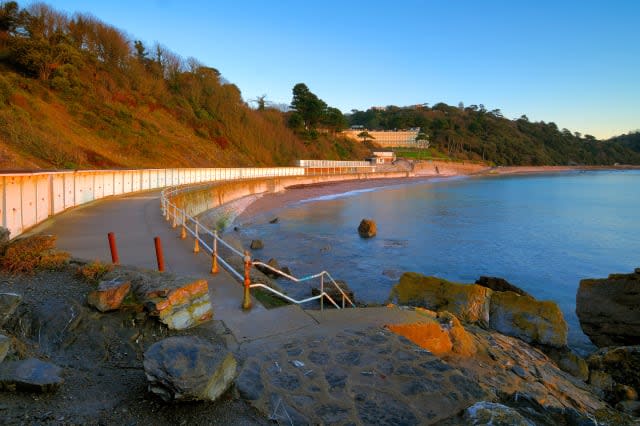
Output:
[0, 167, 304, 239]
[168, 171, 414, 219]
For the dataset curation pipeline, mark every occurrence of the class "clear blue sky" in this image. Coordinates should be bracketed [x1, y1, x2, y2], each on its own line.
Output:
[45, 0, 639, 139]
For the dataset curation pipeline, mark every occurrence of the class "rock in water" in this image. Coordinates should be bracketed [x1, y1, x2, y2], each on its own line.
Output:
[311, 279, 355, 306]
[0, 358, 63, 392]
[576, 269, 640, 347]
[475, 276, 532, 298]
[387, 273, 491, 325]
[489, 291, 567, 348]
[87, 279, 131, 312]
[0, 293, 21, 327]
[357, 219, 377, 238]
[250, 239, 264, 250]
[143, 336, 237, 402]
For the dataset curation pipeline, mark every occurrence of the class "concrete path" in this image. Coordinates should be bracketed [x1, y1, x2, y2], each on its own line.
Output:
[29, 190, 432, 345]
[28, 191, 322, 343]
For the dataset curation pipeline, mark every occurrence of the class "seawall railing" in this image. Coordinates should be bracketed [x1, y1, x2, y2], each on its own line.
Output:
[160, 178, 357, 310]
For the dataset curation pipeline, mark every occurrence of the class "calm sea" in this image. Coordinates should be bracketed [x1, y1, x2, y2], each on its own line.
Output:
[238, 170, 640, 352]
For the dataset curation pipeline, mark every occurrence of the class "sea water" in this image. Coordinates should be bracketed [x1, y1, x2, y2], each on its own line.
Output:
[238, 170, 640, 352]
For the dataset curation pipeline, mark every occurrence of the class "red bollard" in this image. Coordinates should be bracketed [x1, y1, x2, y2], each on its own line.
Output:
[107, 232, 119, 264]
[154, 236, 165, 272]
[242, 250, 252, 310]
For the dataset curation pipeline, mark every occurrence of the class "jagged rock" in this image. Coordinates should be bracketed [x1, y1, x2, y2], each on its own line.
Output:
[475, 276, 532, 298]
[357, 219, 377, 238]
[438, 311, 477, 356]
[269, 217, 279, 224]
[87, 279, 131, 312]
[250, 239, 264, 250]
[489, 291, 567, 348]
[545, 347, 589, 381]
[312, 279, 355, 306]
[0, 358, 63, 392]
[387, 273, 491, 324]
[587, 346, 640, 404]
[143, 336, 237, 402]
[0, 293, 21, 327]
[0, 333, 11, 363]
[577, 269, 640, 347]
[464, 401, 534, 426]
[107, 269, 213, 330]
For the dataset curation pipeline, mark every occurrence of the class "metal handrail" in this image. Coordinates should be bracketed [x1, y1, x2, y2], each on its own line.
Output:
[160, 176, 359, 309]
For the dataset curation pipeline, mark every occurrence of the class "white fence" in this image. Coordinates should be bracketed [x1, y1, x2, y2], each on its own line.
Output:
[0, 167, 304, 239]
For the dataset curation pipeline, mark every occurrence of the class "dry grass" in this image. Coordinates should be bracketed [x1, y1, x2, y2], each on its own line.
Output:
[0, 235, 70, 274]
[76, 261, 113, 284]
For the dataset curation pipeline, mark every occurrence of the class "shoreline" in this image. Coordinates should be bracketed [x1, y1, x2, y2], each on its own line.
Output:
[235, 164, 637, 224]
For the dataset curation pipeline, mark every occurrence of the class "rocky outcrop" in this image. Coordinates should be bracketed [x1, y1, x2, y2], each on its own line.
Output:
[311, 279, 355, 306]
[475, 276, 532, 298]
[576, 269, 640, 347]
[0, 358, 63, 392]
[587, 346, 640, 410]
[87, 279, 131, 312]
[143, 336, 237, 402]
[544, 347, 589, 381]
[0, 292, 21, 327]
[357, 219, 377, 238]
[489, 291, 568, 348]
[387, 273, 491, 324]
[387, 311, 476, 357]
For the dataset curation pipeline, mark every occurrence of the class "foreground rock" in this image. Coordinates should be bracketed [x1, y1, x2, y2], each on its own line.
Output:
[143, 336, 237, 402]
[463, 402, 533, 426]
[587, 346, 640, 411]
[475, 276, 532, 298]
[388, 273, 569, 349]
[577, 268, 640, 347]
[387, 273, 491, 324]
[0, 358, 63, 392]
[87, 278, 131, 312]
[102, 269, 213, 330]
[489, 291, 568, 348]
[357, 219, 377, 238]
[311, 279, 355, 306]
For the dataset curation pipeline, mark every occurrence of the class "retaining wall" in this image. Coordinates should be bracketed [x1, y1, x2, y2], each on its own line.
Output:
[169, 171, 414, 219]
[0, 167, 304, 239]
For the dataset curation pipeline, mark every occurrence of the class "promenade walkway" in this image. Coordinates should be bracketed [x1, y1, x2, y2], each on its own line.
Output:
[28, 189, 430, 346]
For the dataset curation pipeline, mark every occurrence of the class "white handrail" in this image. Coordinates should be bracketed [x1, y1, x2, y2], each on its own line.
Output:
[160, 175, 359, 309]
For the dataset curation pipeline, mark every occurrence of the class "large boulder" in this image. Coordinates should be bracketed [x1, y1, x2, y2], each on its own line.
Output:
[489, 291, 567, 348]
[576, 269, 640, 347]
[475, 276, 532, 298]
[87, 279, 131, 312]
[387, 273, 491, 324]
[357, 219, 377, 238]
[143, 336, 237, 402]
[0, 358, 63, 392]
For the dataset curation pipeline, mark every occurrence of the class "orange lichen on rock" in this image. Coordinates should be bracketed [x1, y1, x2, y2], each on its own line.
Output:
[387, 322, 453, 355]
[87, 280, 131, 312]
[154, 279, 208, 312]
